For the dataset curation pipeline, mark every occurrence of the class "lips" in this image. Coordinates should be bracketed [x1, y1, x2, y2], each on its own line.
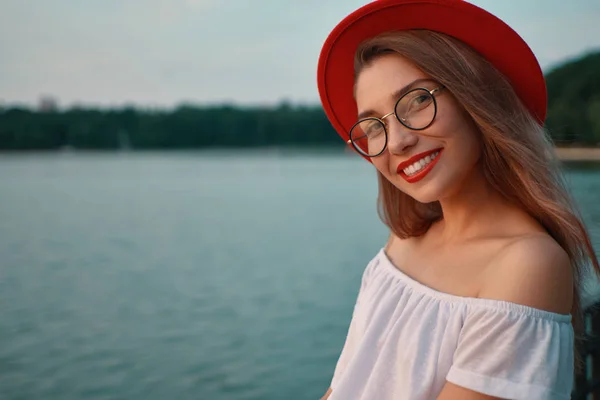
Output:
[396, 148, 444, 183]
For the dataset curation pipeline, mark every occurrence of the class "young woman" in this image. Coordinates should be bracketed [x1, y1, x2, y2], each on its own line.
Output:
[316, 1, 599, 399]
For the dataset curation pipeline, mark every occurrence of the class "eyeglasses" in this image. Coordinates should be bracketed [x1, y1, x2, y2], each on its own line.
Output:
[348, 85, 445, 157]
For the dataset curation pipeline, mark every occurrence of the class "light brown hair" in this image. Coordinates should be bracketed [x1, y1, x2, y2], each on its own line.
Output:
[354, 30, 599, 372]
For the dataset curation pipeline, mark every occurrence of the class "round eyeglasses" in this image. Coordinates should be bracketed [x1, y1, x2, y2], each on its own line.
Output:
[348, 86, 445, 157]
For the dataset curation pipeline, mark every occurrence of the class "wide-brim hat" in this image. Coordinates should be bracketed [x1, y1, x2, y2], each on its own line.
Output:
[317, 0, 546, 158]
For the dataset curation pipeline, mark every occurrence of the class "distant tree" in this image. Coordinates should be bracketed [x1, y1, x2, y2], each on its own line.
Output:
[545, 51, 600, 146]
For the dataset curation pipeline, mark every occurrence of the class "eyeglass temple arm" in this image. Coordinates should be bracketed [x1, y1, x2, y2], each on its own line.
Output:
[430, 86, 444, 95]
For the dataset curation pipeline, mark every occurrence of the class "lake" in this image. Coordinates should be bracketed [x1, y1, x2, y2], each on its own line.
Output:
[0, 150, 599, 400]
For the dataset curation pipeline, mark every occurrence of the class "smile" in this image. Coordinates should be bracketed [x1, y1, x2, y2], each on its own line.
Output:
[396, 148, 443, 183]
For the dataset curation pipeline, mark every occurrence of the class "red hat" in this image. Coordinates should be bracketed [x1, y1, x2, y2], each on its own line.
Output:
[317, 0, 547, 157]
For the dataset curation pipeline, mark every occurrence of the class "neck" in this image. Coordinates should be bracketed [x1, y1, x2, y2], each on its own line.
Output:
[434, 167, 512, 243]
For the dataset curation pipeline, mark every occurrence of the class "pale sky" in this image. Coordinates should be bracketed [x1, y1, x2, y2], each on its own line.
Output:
[1, 0, 599, 109]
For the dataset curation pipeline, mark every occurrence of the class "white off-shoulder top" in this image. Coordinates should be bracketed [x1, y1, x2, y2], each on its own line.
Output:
[329, 248, 574, 400]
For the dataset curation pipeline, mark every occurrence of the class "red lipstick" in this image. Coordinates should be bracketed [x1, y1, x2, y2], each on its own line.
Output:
[396, 148, 444, 184]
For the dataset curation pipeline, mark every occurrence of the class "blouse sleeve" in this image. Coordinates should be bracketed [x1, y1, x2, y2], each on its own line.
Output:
[446, 305, 574, 400]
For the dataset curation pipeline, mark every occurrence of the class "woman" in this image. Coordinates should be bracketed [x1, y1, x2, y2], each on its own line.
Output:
[316, 1, 599, 399]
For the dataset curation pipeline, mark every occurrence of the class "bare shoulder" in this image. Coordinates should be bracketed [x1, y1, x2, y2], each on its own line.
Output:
[385, 230, 415, 249]
[479, 233, 573, 314]
[385, 231, 401, 253]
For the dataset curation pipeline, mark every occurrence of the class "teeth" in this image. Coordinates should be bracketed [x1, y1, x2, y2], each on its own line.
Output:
[403, 151, 439, 176]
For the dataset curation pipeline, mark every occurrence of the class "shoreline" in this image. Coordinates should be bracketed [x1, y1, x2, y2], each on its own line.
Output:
[0, 146, 599, 161]
[555, 147, 600, 161]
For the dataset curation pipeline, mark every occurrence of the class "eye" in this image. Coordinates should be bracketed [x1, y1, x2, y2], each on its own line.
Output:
[414, 94, 430, 105]
[408, 93, 433, 110]
[397, 89, 434, 117]
[364, 121, 384, 137]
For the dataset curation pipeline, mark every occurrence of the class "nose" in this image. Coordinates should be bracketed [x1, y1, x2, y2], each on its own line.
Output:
[386, 118, 418, 155]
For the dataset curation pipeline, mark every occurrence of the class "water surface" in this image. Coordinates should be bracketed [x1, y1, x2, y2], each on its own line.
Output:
[0, 150, 598, 399]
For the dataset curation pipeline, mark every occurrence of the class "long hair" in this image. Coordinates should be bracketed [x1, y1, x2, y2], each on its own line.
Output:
[354, 30, 599, 373]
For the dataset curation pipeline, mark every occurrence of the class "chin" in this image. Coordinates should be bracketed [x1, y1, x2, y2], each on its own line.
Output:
[392, 175, 451, 205]
[408, 189, 444, 205]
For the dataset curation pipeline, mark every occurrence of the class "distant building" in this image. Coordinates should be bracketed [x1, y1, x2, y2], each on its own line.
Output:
[38, 96, 59, 112]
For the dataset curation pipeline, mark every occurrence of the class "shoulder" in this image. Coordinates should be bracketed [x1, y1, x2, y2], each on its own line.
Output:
[478, 233, 573, 315]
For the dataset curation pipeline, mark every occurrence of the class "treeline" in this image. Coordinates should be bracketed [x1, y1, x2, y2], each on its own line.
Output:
[546, 51, 600, 146]
[0, 104, 339, 150]
[1, 51, 599, 150]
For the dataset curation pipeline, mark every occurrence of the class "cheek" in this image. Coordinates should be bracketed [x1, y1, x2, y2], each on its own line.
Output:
[439, 103, 482, 154]
[456, 120, 482, 164]
[445, 127, 483, 179]
[371, 153, 390, 175]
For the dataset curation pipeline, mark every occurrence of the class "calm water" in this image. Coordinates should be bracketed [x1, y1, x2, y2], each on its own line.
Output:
[0, 150, 599, 400]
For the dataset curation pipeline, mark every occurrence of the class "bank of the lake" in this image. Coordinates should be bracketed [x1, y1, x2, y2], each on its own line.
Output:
[556, 147, 600, 161]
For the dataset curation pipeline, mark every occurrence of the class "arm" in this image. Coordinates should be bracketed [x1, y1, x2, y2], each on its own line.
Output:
[436, 382, 503, 400]
[320, 387, 332, 400]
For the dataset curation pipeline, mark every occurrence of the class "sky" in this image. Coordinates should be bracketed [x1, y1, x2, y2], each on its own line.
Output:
[1, 0, 599, 109]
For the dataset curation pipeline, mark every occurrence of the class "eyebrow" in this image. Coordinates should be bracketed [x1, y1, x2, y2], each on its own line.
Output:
[356, 78, 432, 120]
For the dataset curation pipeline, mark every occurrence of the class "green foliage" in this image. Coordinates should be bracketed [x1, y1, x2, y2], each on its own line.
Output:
[545, 51, 600, 146]
[0, 103, 340, 150]
[1, 50, 599, 150]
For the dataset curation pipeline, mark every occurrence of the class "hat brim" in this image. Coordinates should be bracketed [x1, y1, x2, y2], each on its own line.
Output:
[317, 0, 546, 158]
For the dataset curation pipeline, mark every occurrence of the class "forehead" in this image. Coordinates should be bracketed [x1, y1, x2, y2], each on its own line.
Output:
[355, 54, 429, 111]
